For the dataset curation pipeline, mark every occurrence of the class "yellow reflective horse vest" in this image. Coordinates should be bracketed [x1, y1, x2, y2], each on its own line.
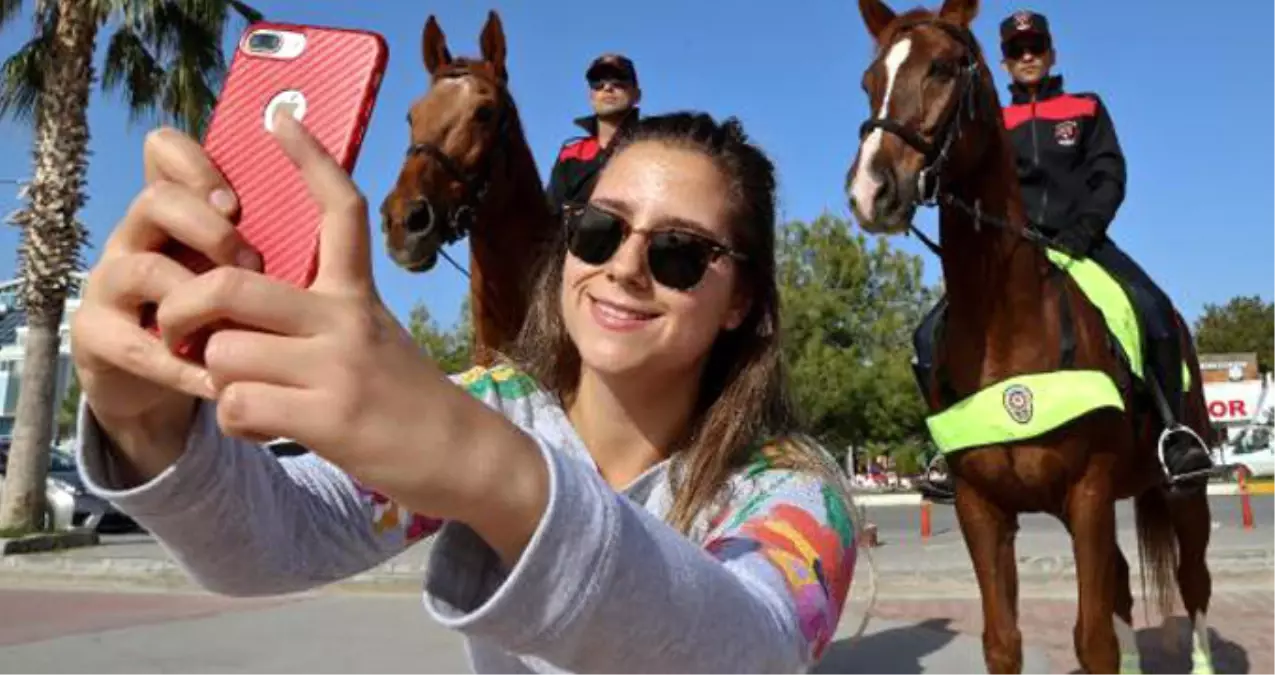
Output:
[926, 371, 1126, 455]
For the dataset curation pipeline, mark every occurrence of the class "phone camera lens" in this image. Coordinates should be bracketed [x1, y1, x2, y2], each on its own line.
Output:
[247, 32, 281, 54]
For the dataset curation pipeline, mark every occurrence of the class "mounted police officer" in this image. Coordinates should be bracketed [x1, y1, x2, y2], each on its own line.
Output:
[999, 10, 1212, 486]
[545, 54, 641, 224]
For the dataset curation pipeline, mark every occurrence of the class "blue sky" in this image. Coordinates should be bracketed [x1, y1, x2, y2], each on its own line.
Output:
[1, 0, 1271, 330]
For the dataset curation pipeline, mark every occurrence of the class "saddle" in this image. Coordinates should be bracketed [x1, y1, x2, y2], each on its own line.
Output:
[911, 250, 1186, 425]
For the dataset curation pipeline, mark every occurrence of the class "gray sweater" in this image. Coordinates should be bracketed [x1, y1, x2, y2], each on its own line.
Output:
[76, 364, 862, 673]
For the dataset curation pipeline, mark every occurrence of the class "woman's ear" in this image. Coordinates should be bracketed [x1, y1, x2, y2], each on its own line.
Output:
[722, 283, 753, 331]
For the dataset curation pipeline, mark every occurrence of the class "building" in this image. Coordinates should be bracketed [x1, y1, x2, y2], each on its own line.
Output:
[0, 273, 86, 439]
[1198, 352, 1272, 444]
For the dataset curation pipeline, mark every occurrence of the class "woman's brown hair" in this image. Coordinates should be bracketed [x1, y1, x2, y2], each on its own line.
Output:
[512, 111, 851, 533]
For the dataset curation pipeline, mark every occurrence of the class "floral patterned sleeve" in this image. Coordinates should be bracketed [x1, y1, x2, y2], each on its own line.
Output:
[703, 456, 859, 663]
[423, 441, 861, 672]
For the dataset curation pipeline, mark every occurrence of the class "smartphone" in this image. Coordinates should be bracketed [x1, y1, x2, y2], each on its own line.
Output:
[144, 22, 388, 360]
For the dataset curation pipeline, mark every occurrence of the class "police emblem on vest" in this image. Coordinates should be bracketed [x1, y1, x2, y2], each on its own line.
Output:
[1003, 383, 1035, 424]
[1053, 120, 1078, 147]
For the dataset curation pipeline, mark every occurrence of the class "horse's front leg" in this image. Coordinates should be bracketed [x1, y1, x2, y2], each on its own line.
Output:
[1065, 475, 1120, 673]
[955, 482, 1022, 674]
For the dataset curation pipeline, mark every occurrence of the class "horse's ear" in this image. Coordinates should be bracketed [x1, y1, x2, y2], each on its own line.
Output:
[422, 15, 452, 76]
[479, 10, 508, 81]
[859, 0, 897, 42]
[938, 0, 979, 27]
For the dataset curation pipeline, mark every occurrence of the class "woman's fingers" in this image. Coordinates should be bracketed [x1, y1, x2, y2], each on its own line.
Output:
[270, 112, 374, 293]
[105, 180, 258, 269]
[142, 127, 238, 217]
[204, 328, 317, 391]
[215, 381, 327, 447]
[73, 305, 216, 401]
[76, 253, 216, 399]
[88, 251, 194, 307]
[155, 267, 325, 351]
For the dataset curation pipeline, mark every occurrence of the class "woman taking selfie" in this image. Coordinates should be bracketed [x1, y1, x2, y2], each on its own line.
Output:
[71, 110, 863, 672]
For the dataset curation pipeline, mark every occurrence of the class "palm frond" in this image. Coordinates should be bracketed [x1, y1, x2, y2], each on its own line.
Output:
[0, 33, 51, 121]
[159, 51, 216, 137]
[101, 26, 164, 126]
[226, 0, 261, 23]
[0, 0, 25, 30]
[108, 0, 164, 36]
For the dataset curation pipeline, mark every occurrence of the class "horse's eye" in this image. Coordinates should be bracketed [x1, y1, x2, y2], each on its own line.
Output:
[930, 60, 959, 80]
[474, 105, 494, 124]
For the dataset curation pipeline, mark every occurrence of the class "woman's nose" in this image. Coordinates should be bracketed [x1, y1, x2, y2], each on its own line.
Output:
[605, 232, 648, 285]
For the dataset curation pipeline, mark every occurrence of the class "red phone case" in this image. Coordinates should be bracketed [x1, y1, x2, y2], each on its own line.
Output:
[145, 22, 387, 360]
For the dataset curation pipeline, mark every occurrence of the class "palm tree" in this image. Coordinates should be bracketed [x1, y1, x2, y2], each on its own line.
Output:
[0, 0, 262, 535]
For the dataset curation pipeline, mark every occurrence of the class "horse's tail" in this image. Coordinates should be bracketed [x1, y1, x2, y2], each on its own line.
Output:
[1134, 487, 1179, 625]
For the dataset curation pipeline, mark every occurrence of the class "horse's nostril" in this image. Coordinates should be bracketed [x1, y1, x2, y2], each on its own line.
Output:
[404, 200, 435, 235]
[875, 170, 898, 213]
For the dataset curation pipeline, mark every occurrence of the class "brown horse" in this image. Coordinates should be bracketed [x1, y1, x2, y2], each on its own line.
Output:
[846, 0, 1217, 672]
[380, 11, 554, 366]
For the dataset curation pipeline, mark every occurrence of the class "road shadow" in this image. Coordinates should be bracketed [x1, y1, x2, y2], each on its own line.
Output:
[1063, 618, 1250, 674]
[813, 617, 959, 674]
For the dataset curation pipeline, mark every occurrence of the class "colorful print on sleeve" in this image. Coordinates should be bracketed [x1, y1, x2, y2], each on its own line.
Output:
[348, 364, 534, 548]
[704, 469, 857, 662]
[355, 482, 443, 545]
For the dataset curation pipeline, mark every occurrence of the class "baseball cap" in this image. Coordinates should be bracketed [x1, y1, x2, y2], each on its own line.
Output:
[586, 53, 638, 86]
[999, 10, 1050, 44]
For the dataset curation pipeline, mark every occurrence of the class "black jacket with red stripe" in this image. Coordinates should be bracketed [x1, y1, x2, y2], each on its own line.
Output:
[1002, 76, 1126, 237]
[545, 110, 640, 224]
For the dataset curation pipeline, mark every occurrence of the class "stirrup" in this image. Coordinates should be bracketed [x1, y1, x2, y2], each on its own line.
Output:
[917, 455, 956, 502]
[1157, 425, 1222, 488]
[917, 477, 955, 503]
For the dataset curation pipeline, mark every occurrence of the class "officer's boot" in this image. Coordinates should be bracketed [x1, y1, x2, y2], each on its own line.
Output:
[1147, 339, 1214, 491]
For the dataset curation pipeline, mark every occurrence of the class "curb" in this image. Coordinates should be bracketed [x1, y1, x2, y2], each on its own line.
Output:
[854, 482, 1270, 506]
[2, 545, 1268, 595]
[0, 530, 100, 555]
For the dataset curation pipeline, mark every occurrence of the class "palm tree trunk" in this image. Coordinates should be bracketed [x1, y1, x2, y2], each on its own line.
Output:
[0, 0, 95, 535]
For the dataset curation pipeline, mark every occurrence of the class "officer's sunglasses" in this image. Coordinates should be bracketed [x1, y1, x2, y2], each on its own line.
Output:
[588, 76, 632, 91]
[588, 66, 633, 90]
[1003, 36, 1051, 60]
[565, 203, 747, 291]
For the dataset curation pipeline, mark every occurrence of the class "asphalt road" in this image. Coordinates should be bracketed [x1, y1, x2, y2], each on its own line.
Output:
[0, 587, 1057, 674]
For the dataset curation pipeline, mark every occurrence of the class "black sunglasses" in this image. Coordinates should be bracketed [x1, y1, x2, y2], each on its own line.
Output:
[565, 204, 746, 291]
[588, 77, 632, 91]
[1003, 36, 1050, 60]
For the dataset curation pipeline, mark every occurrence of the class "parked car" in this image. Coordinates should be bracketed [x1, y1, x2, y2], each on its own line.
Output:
[0, 444, 137, 532]
[1214, 426, 1275, 481]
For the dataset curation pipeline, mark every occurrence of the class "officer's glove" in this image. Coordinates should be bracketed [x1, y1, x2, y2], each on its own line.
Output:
[1051, 217, 1103, 259]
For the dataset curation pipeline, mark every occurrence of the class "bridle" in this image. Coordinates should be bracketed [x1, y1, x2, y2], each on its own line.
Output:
[404, 65, 513, 255]
[856, 19, 1049, 254]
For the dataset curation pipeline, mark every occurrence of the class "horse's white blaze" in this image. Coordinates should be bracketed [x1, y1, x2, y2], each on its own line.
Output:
[850, 38, 911, 221]
[1114, 615, 1141, 674]
[1191, 612, 1215, 675]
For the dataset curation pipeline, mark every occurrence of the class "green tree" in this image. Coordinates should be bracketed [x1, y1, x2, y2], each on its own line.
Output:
[0, 0, 261, 534]
[778, 213, 936, 467]
[409, 300, 473, 376]
[1194, 295, 1274, 373]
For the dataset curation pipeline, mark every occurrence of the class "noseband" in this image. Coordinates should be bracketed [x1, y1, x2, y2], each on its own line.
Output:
[405, 68, 512, 244]
[857, 20, 983, 207]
